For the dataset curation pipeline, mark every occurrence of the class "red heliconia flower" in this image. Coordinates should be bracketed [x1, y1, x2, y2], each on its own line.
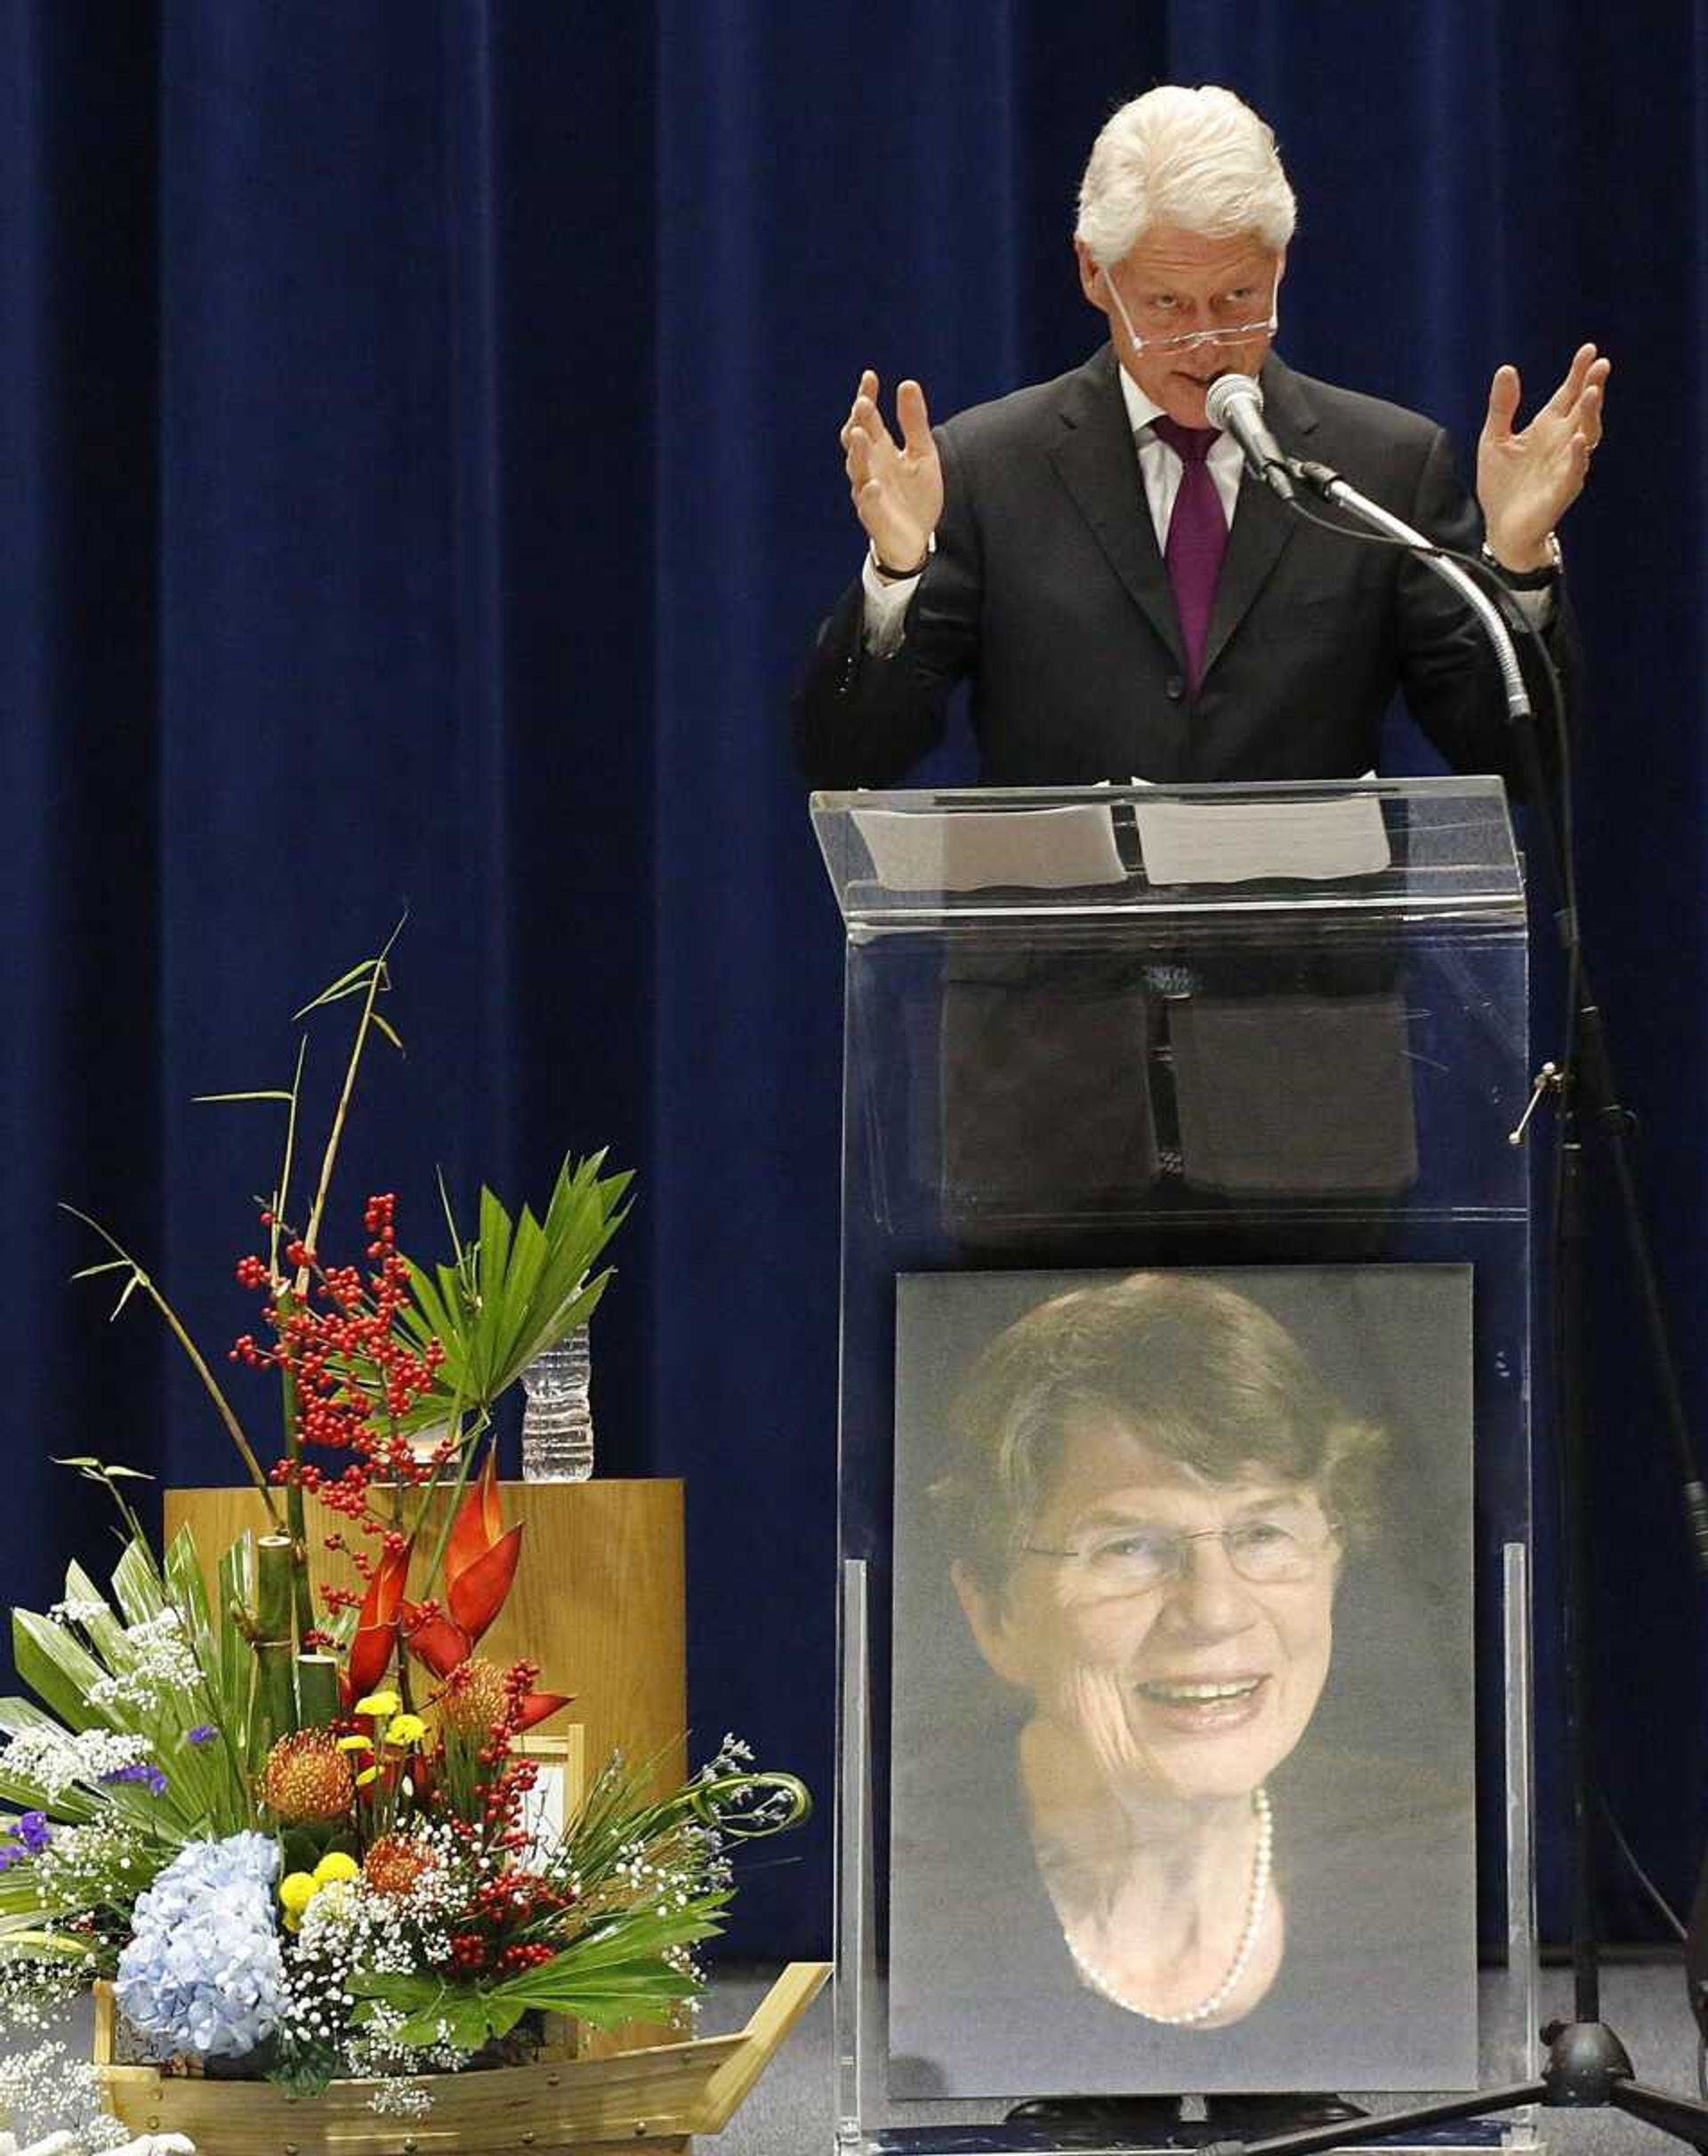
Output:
[402, 1452, 522, 1678]
[341, 1535, 412, 1707]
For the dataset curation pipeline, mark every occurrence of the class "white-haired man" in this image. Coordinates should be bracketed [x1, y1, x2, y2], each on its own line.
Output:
[795, 85, 1607, 792]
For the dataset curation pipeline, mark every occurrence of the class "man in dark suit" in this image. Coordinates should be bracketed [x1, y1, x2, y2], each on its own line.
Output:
[795, 85, 1607, 791]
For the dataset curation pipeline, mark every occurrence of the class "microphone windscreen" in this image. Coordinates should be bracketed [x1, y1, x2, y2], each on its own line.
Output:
[1204, 373, 1263, 429]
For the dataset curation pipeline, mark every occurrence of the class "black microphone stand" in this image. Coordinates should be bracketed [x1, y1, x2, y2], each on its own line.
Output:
[1205, 451, 1708, 2156]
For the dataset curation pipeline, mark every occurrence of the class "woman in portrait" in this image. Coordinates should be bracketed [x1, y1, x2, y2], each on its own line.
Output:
[886, 1269, 1477, 2098]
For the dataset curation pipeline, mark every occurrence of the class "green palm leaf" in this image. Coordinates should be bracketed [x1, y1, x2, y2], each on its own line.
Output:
[11, 1614, 109, 1731]
[390, 1151, 632, 1419]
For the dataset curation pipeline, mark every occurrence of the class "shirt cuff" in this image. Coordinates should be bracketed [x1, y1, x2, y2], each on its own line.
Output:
[860, 552, 920, 656]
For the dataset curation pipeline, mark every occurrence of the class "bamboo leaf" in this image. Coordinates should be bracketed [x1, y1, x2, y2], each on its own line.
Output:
[291, 958, 383, 1021]
[434, 1167, 466, 1267]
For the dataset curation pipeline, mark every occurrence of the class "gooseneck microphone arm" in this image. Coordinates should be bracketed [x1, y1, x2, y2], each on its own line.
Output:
[1202, 370, 1531, 723]
[1286, 457, 1534, 726]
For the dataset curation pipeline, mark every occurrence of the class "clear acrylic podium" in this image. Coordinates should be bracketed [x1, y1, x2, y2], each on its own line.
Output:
[811, 779, 1537, 2155]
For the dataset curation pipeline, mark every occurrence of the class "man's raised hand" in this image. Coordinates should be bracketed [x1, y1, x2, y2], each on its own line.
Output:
[841, 371, 942, 575]
[1478, 342, 1609, 571]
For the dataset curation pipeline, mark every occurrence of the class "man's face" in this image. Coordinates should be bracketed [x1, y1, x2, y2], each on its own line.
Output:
[1077, 226, 1284, 427]
[957, 1411, 1339, 1807]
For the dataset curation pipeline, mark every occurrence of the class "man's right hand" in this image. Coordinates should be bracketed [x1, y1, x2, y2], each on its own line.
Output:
[841, 370, 942, 576]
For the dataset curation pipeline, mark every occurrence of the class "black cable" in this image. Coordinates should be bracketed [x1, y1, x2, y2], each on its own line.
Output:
[1277, 475, 1701, 1953]
[1598, 1792, 1689, 1942]
[1276, 490, 1575, 902]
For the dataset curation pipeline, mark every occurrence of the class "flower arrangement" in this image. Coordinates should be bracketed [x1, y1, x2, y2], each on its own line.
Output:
[0, 944, 809, 2146]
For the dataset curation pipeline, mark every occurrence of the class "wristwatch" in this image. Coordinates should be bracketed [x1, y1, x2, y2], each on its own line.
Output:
[868, 533, 936, 584]
[1480, 532, 1562, 589]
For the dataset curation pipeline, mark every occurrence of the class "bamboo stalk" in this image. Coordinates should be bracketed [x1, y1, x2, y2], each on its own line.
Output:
[60, 1209, 283, 1529]
[295, 1653, 340, 1728]
[253, 1536, 298, 1752]
[278, 1364, 314, 1647]
[254, 1643, 296, 1756]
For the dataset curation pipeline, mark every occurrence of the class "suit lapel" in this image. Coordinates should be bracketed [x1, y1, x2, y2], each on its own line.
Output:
[1048, 349, 1187, 674]
[1200, 356, 1319, 683]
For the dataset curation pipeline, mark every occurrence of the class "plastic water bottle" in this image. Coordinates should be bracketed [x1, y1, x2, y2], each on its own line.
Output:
[520, 1328, 593, 1482]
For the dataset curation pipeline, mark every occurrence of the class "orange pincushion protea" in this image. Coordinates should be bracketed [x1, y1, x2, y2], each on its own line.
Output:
[260, 1728, 357, 1821]
[438, 1658, 510, 1737]
[363, 1830, 438, 1899]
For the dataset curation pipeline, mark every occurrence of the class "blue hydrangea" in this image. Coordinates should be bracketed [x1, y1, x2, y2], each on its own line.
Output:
[115, 1830, 286, 2060]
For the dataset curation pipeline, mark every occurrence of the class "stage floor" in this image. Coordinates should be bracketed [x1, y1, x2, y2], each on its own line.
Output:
[703, 1955, 1704, 2156]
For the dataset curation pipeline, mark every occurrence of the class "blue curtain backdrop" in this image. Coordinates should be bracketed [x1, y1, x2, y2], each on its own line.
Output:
[4, 0, 1705, 1956]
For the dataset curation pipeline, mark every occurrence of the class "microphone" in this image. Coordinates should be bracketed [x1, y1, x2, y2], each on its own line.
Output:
[1204, 373, 1295, 501]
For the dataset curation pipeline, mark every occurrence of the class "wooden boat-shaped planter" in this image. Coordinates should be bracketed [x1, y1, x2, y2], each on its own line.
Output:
[94, 1962, 829, 2155]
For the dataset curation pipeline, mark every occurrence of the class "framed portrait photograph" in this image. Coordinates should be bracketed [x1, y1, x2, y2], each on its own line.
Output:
[888, 1265, 1478, 2099]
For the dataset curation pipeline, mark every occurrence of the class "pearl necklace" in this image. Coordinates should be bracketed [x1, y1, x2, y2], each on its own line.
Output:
[1065, 1785, 1273, 2028]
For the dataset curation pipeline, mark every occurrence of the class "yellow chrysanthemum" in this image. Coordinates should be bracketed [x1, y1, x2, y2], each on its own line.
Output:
[354, 1765, 379, 1788]
[312, 1851, 360, 1885]
[278, 1870, 318, 1914]
[336, 1734, 374, 1752]
[354, 1691, 401, 1718]
[383, 1713, 426, 1748]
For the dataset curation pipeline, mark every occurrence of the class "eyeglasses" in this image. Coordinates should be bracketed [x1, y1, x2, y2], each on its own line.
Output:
[1022, 1514, 1337, 1596]
[1102, 272, 1278, 358]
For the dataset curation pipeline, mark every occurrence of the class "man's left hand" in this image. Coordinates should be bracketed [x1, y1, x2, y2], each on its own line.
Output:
[1477, 342, 1609, 571]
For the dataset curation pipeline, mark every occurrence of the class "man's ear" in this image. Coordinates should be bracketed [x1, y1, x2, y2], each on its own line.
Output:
[952, 1557, 1029, 1688]
[1075, 239, 1110, 318]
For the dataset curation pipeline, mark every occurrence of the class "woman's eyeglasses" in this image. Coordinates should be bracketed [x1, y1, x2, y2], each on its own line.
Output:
[1022, 1515, 1337, 1595]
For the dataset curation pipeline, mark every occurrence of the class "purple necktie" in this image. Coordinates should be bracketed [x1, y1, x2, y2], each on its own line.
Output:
[1152, 416, 1227, 693]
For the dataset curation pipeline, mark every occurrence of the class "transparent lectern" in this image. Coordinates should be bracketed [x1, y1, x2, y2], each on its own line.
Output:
[812, 779, 1537, 2154]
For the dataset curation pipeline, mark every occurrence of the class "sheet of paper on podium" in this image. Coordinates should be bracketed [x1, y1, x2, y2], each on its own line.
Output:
[1135, 789, 1391, 884]
[851, 803, 1126, 892]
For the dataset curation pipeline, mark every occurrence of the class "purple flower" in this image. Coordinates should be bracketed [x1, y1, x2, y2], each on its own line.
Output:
[101, 1762, 167, 1797]
[186, 1725, 217, 1746]
[0, 1811, 52, 1869]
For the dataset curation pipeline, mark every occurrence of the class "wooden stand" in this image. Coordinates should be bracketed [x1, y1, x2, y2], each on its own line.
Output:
[164, 1480, 687, 1795]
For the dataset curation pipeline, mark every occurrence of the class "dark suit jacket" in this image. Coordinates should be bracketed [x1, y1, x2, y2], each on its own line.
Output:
[794, 346, 1575, 792]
